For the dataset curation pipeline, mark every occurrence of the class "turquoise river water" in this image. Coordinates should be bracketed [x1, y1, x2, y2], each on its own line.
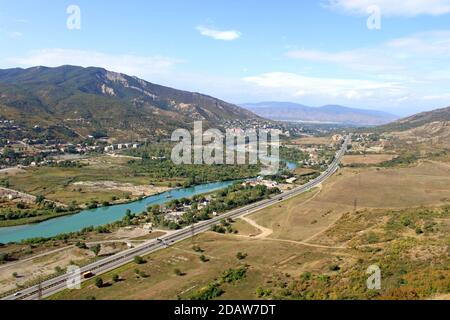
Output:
[0, 161, 298, 243]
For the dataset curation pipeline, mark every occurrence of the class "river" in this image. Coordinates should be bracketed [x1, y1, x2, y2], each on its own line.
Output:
[0, 181, 236, 244]
[0, 161, 299, 244]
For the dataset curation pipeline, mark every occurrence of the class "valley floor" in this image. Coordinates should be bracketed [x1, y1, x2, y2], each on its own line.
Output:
[50, 160, 450, 300]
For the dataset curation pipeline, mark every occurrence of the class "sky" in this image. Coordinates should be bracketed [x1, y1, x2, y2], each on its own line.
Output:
[1, 0, 450, 116]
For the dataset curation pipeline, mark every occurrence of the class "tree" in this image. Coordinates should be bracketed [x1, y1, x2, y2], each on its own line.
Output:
[35, 195, 45, 205]
[134, 256, 146, 265]
[236, 252, 248, 260]
[200, 255, 209, 263]
[112, 274, 120, 282]
[0, 253, 9, 262]
[95, 277, 104, 288]
[90, 244, 101, 256]
[75, 241, 88, 249]
[149, 204, 161, 215]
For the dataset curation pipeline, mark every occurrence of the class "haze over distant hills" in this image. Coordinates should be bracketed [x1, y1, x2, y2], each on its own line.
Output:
[0, 65, 258, 140]
[241, 102, 399, 126]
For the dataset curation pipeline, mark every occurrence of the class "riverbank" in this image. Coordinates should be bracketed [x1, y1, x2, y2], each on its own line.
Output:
[0, 180, 237, 244]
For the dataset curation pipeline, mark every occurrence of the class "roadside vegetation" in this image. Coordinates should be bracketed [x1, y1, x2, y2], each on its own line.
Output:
[146, 183, 280, 230]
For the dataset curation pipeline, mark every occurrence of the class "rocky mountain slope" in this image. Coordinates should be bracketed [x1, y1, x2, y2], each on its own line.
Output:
[0, 65, 258, 140]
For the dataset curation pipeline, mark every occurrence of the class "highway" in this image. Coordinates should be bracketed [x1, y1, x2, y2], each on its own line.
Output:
[3, 135, 350, 300]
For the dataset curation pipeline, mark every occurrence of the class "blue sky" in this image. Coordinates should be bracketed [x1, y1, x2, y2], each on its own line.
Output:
[1, 0, 450, 115]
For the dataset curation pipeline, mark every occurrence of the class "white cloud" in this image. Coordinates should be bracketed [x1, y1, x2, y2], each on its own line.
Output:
[244, 72, 402, 100]
[0, 28, 23, 39]
[7, 31, 22, 38]
[325, 0, 450, 17]
[287, 31, 450, 78]
[286, 48, 403, 74]
[196, 26, 241, 41]
[5, 48, 182, 79]
[248, 30, 450, 113]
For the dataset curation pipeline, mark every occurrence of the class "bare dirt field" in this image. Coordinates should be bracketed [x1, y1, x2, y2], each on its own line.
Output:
[72, 181, 170, 198]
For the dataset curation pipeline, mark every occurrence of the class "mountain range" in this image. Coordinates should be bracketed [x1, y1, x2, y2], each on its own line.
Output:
[0, 65, 258, 140]
[241, 102, 399, 126]
[379, 106, 450, 132]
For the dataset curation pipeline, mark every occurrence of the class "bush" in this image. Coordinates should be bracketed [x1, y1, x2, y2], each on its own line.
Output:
[236, 252, 248, 260]
[0, 253, 10, 262]
[192, 245, 204, 253]
[256, 287, 272, 298]
[112, 274, 120, 282]
[329, 264, 341, 272]
[134, 256, 146, 265]
[221, 266, 247, 283]
[189, 283, 224, 300]
[95, 277, 104, 288]
[90, 244, 101, 256]
[75, 241, 88, 249]
[174, 269, 184, 276]
[134, 269, 148, 278]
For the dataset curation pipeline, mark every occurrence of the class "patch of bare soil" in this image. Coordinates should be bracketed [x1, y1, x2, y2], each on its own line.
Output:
[72, 181, 170, 197]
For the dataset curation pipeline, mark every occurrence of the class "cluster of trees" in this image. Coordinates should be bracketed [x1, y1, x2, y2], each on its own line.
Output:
[380, 154, 418, 168]
[47, 160, 85, 168]
[187, 266, 248, 300]
[0, 147, 47, 167]
[128, 158, 260, 187]
[126, 144, 261, 187]
[146, 183, 280, 230]
[0, 252, 13, 263]
[211, 219, 237, 234]
[0, 198, 78, 223]
[280, 146, 307, 164]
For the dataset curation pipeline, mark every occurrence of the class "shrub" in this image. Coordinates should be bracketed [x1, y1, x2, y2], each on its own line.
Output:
[329, 264, 341, 272]
[174, 269, 184, 276]
[95, 277, 104, 288]
[189, 283, 224, 300]
[236, 252, 248, 260]
[134, 256, 146, 264]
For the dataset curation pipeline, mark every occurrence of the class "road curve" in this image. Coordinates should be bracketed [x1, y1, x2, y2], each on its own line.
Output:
[3, 135, 350, 300]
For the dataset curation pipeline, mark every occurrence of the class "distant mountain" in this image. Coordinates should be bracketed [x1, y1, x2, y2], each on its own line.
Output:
[378, 106, 450, 132]
[376, 106, 450, 149]
[0, 65, 258, 140]
[241, 102, 398, 126]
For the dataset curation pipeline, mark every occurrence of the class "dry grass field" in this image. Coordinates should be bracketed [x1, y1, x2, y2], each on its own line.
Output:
[342, 154, 397, 165]
[50, 159, 450, 300]
[0, 156, 166, 206]
[290, 136, 331, 146]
